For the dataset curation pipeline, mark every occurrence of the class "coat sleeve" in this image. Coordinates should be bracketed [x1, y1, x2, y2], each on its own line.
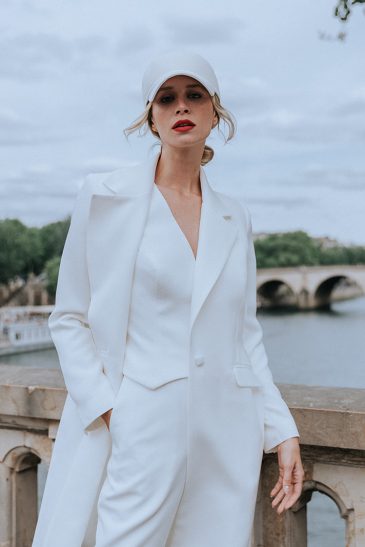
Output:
[239, 202, 300, 454]
[48, 175, 116, 432]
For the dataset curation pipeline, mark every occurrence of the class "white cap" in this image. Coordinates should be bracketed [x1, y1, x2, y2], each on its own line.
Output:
[142, 48, 220, 106]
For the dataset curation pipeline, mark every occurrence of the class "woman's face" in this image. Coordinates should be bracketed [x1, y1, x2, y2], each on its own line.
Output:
[150, 75, 218, 150]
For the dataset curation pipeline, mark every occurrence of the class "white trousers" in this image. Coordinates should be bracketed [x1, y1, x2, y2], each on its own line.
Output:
[94, 374, 189, 547]
[94, 373, 254, 547]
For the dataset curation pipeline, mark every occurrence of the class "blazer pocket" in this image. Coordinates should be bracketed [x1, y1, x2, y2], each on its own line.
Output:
[233, 363, 262, 388]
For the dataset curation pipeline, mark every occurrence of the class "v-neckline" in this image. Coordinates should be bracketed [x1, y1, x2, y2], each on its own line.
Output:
[154, 182, 202, 262]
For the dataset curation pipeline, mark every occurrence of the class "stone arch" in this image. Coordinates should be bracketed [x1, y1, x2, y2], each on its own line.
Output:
[2, 446, 41, 546]
[314, 275, 363, 308]
[257, 279, 297, 309]
[290, 479, 354, 545]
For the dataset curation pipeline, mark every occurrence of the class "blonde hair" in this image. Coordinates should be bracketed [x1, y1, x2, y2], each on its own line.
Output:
[123, 93, 237, 166]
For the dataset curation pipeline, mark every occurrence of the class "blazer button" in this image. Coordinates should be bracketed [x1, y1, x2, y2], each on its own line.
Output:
[194, 355, 205, 367]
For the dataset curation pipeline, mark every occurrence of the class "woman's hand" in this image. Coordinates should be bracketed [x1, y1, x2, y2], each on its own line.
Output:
[270, 436, 304, 514]
[101, 408, 113, 430]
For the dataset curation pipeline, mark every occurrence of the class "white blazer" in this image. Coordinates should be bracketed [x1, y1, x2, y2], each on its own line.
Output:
[32, 145, 300, 547]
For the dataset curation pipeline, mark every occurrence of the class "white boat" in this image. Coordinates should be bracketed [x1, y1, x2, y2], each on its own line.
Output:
[0, 305, 54, 356]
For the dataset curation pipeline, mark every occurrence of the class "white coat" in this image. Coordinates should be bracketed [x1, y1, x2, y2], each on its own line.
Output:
[32, 145, 300, 547]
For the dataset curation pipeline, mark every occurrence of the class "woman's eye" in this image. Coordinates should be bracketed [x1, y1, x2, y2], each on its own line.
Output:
[160, 95, 174, 103]
[159, 92, 203, 104]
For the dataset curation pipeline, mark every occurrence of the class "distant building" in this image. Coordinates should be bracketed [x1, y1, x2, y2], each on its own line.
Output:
[313, 236, 340, 249]
[252, 231, 277, 241]
[252, 231, 341, 248]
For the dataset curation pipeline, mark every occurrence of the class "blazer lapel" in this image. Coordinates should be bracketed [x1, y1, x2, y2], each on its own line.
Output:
[87, 146, 238, 357]
[86, 149, 161, 368]
[101, 147, 161, 197]
[190, 166, 238, 331]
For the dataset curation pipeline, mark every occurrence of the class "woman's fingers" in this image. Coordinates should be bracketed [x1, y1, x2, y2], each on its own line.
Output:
[270, 481, 281, 498]
[271, 487, 286, 510]
[271, 474, 293, 513]
[270, 459, 305, 513]
[269, 438, 305, 513]
[270, 471, 284, 498]
[283, 473, 304, 509]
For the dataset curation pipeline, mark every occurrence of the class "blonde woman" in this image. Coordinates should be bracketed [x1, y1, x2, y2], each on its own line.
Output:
[32, 49, 304, 547]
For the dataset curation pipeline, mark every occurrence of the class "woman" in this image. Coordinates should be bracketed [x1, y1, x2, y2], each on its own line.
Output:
[32, 49, 304, 547]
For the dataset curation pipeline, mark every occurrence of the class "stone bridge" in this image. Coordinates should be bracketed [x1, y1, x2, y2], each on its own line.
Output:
[0, 366, 365, 546]
[256, 265, 365, 309]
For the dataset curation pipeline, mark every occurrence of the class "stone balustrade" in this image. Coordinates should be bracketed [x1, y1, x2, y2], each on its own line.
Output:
[0, 364, 364, 546]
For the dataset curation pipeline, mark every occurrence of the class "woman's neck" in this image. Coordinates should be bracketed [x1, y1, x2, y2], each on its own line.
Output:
[154, 146, 203, 197]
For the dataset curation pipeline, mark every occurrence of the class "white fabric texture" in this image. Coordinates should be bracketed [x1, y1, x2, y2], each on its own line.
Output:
[141, 48, 220, 106]
[94, 183, 252, 547]
[121, 184, 195, 388]
[31, 149, 300, 547]
[95, 183, 195, 546]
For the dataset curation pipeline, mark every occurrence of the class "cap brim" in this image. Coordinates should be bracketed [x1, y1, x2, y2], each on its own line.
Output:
[146, 70, 215, 105]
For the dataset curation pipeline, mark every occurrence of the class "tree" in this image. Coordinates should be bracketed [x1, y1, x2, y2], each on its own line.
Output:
[254, 231, 365, 268]
[334, 0, 365, 21]
[44, 256, 61, 298]
[38, 217, 70, 265]
[0, 219, 31, 283]
[0, 217, 69, 285]
[254, 231, 320, 268]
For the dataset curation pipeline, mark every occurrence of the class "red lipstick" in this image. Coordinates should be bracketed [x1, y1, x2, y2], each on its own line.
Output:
[172, 119, 196, 132]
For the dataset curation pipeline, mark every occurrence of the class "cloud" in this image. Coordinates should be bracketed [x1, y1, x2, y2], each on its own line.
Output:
[330, 98, 365, 117]
[239, 107, 365, 145]
[279, 167, 365, 191]
[0, 32, 109, 81]
[0, 108, 75, 146]
[0, 156, 136, 207]
[115, 28, 155, 56]
[220, 76, 272, 113]
[162, 16, 245, 46]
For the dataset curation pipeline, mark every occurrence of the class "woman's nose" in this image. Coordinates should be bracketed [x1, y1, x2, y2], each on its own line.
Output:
[176, 104, 189, 114]
[176, 97, 190, 113]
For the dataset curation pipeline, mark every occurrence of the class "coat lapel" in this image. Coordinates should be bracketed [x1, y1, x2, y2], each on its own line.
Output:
[190, 167, 238, 331]
[87, 146, 239, 356]
[86, 151, 160, 372]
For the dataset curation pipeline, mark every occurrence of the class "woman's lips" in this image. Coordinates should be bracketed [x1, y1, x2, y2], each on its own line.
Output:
[173, 125, 195, 132]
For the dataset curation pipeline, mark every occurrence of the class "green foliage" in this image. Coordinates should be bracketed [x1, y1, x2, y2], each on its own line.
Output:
[254, 231, 365, 269]
[255, 231, 320, 268]
[0, 219, 40, 284]
[0, 217, 69, 286]
[38, 218, 70, 265]
[44, 256, 61, 298]
[318, 245, 365, 266]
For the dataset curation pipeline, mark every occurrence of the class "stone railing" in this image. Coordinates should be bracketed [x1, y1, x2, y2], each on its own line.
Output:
[0, 365, 64, 547]
[0, 364, 364, 547]
[252, 383, 365, 546]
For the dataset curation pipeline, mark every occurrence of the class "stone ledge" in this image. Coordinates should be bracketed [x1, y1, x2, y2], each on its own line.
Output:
[0, 365, 364, 450]
[0, 364, 66, 420]
[278, 383, 365, 451]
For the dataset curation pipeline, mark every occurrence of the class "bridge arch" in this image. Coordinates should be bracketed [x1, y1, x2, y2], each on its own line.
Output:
[257, 279, 297, 309]
[314, 275, 363, 308]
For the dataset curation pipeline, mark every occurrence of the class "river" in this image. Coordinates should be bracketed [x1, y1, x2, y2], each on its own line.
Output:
[2, 296, 364, 544]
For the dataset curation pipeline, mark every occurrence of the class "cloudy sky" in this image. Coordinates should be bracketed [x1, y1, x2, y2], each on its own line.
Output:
[1, 0, 364, 244]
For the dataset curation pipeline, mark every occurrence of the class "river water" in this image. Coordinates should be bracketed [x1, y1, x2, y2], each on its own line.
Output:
[2, 296, 364, 545]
